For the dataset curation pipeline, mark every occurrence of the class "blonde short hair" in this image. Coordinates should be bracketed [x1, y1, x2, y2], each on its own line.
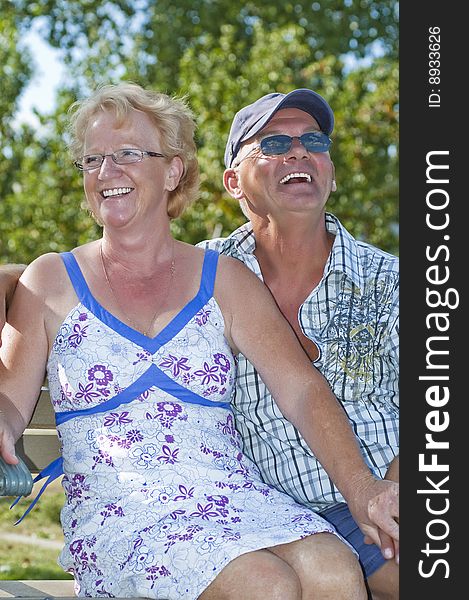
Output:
[68, 82, 199, 219]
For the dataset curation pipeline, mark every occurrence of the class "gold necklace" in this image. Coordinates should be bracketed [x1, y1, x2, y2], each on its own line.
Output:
[99, 242, 176, 337]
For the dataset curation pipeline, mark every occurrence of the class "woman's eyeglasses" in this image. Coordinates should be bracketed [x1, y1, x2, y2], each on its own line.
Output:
[74, 148, 166, 171]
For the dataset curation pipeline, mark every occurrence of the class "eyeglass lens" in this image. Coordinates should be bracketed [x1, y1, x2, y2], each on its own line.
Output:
[260, 133, 331, 155]
[75, 148, 167, 171]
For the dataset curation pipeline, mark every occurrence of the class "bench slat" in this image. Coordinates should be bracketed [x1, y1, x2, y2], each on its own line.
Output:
[0, 580, 75, 598]
[15, 430, 60, 472]
[27, 387, 56, 429]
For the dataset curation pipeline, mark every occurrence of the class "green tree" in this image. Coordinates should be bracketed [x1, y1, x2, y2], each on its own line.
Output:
[1, 0, 399, 264]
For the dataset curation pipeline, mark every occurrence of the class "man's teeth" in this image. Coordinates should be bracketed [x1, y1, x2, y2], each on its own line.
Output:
[102, 187, 132, 197]
[280, 172, 312, 184]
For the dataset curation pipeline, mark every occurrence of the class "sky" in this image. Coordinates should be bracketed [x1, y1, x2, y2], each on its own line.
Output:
[15, 28, 65, 127]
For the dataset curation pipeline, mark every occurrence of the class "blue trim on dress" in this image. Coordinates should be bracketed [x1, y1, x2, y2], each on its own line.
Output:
[60, 249, 220, 354]
[55, 363, 231, 425]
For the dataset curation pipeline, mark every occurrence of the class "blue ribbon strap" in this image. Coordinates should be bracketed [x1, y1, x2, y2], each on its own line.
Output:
[11, 457, 64, 525]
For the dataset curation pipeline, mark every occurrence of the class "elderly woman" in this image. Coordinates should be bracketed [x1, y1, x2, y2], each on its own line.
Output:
[0, 83, 373, 599]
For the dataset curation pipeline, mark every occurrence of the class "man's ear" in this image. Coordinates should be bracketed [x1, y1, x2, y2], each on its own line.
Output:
[166, 156, 184, 191]
[223, 168, 245, 200]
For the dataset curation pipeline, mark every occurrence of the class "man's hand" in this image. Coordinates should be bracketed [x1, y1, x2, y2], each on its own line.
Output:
[0, 295, 6, 348]
[0, 264, 26, 346]
[349, 477, 399, 563]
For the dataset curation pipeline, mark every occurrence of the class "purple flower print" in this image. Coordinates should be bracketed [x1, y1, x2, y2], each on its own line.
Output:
[174, 485, 194, 501]
[137, 387, 156, 402]
[214, 353, 231, 373]
[100, 502, 125, 526]
[78, 312, 88, 321]
[195, 308, 211, 325]
[194, 362, 220, 385]
[92, 450, 115, 470]
[190, 502, 220, 521]
[156, 402, 183, 417]
[218, 414, 237, 437]
[206, 494, 229, 507]
[126, 429, 144, 444]
[145, 564, 171, 589]
[88, 364, 113, 386]
[69, 539, 84, 556]
[182, 372, 195, 385]
[103, 411, 132, 427]
[68, 323, 88, 348]
[203, 385, 219, 398]
[75, 382, 100, 404]
[56, 382, 73, 407]
[159, 354, 191, 377]
[291, 512, 317, 524]
[155, 402, 184, 427]
[157, 445, 179, 464]
[221, 529, 241, 543]
[132, 350, 152, 365]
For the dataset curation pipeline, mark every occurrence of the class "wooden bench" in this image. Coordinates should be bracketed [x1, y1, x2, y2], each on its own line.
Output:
[14, 386, 61, 474]
[2, 388, 149, 599]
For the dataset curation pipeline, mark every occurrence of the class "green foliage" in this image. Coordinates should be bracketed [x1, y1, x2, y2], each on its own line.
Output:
[0, 489, 71, 580]
[1, 0, 399, 264]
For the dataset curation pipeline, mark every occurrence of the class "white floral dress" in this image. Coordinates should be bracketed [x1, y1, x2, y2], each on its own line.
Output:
[41, 248, 343, 599]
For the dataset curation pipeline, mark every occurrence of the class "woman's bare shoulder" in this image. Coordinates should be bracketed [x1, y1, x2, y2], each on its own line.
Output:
[21, 252, 70, 297]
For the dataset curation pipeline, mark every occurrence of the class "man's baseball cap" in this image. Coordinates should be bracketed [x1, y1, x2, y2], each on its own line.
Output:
[224, 88, 334, 168]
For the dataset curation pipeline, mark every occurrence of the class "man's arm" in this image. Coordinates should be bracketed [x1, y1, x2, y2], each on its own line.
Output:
[0, 264, 26, 345]
[216, 256, 399, 558]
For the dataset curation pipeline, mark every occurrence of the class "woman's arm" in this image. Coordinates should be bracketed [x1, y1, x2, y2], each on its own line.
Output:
[216, 256, 399, 554]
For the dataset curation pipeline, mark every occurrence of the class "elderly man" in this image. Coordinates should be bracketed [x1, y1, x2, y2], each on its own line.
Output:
[0, 88, 398, 599]
[201, 89, 399, 600]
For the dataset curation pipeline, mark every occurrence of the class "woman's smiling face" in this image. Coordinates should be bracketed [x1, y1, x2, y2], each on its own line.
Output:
[82, 108, 174, 230]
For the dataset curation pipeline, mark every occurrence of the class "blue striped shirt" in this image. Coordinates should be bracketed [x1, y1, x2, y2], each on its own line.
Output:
[199, 213, 399, 510]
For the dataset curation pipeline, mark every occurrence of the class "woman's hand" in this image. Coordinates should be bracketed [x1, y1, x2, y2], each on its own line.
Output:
[0, 393, 27, 465]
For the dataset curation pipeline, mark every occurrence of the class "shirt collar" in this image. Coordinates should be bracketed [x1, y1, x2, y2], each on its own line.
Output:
[223, 213, 365, 290]
[324, 213, 364, 290]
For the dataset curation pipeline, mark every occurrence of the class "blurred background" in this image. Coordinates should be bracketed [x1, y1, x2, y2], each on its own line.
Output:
[0, 0, 398, 579]
[1, 0, 399, 266]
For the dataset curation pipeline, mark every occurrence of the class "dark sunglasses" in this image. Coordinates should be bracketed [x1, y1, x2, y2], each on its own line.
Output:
[259, 132, 332, 156]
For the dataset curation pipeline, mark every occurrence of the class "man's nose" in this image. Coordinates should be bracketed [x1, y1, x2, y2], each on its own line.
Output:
[286, 137, 309, 158]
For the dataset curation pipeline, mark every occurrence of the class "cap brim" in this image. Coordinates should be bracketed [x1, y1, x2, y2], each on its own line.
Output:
[239, 88, 334, 146]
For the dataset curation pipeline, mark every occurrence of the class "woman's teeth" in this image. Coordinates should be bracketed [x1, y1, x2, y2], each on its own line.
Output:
[102, 187, 132, 197]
